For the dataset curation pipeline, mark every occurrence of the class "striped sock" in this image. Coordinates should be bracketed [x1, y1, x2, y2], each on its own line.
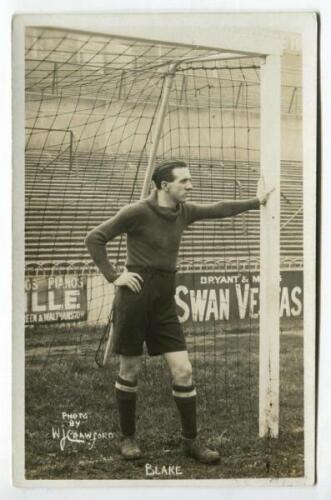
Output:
[115, 376, 138, 437]
[172, 384, 197, 439]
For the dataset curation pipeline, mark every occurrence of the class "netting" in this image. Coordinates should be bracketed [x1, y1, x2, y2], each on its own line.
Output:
[24, 27, 303, 469]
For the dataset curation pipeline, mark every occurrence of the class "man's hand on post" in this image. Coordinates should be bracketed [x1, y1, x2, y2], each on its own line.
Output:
[114, 271, 144, 293]
[257, 176, 275, 206]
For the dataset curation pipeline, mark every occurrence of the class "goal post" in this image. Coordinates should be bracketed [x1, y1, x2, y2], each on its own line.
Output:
[141, 63, 177, 199]
[140, 51, 283, 438]
[141, 51, 283, 438]
[259, 54, 281, 438]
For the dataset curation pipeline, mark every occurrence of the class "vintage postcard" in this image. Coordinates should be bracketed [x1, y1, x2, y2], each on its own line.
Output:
[12, 11, 317, 487]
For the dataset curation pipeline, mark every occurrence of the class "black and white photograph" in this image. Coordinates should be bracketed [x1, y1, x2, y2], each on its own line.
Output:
[12, 11, 317, 486]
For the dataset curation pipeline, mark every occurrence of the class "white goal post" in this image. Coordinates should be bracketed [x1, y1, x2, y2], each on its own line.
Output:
[139, 51, 282, 438]
[259, 55, 281, 438]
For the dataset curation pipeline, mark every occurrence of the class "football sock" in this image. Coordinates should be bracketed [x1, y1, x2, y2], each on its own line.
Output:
[115, 376, 138, 437]
[172, 384, 197, 439]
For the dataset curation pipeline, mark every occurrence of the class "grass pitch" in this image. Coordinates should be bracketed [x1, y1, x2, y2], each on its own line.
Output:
[24, 326, 304, 480]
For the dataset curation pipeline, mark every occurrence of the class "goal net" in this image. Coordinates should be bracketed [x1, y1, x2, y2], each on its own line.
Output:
[24, 27, 301, 449]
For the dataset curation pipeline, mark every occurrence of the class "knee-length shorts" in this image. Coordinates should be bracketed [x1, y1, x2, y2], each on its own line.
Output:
[112, 267, 187, 356]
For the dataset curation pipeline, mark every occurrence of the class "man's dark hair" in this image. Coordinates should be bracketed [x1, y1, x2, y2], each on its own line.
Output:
[152, 160, 188, 189]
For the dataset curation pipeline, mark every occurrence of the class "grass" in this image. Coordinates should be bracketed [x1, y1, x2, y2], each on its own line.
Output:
[24, 326, 304, 480]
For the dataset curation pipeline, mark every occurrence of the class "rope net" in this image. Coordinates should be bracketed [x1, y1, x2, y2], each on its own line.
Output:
[24, 27, 303, 446]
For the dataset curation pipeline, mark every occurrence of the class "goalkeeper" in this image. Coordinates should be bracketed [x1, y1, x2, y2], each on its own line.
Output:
[85, 160, 272, 463]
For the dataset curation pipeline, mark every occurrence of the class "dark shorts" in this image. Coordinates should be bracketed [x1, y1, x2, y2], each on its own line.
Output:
[112, 266, 186, 357]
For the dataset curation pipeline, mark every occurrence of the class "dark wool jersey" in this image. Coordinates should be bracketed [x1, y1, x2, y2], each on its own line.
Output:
[85, 189, 260, 282]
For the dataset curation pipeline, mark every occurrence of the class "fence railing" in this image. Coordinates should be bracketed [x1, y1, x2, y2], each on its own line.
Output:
[25, 256, 303, 276]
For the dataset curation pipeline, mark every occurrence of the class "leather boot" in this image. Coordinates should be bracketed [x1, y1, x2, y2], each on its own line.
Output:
[120, 436, 142, 460]
[182, 437, 220, 464]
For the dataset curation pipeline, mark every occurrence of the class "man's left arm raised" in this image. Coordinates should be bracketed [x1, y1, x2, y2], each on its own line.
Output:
[184, 179, 273, 224]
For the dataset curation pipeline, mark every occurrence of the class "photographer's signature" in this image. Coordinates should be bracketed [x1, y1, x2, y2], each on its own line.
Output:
[52, 426, 114, 451]
[51, 411, 114, 451]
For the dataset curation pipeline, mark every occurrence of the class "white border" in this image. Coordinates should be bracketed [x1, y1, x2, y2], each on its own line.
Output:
[12, 7, 317, 491]
[302, 18, 317, 484]
[14, 11, 316, 487]
[1, 2, 328, 499]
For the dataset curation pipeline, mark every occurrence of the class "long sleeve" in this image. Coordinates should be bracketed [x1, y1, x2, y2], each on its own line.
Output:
[184, 198, 260, 225]
[85, 205, 138, 283]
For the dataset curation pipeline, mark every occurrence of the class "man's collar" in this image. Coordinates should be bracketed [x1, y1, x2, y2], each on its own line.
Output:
[146, 189, 180, 221]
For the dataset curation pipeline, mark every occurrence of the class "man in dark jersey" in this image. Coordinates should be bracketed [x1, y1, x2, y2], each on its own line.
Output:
[85, 160, 271, 463]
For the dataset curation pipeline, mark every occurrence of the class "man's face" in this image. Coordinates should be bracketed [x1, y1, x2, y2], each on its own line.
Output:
[163, 166, 193, 203]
